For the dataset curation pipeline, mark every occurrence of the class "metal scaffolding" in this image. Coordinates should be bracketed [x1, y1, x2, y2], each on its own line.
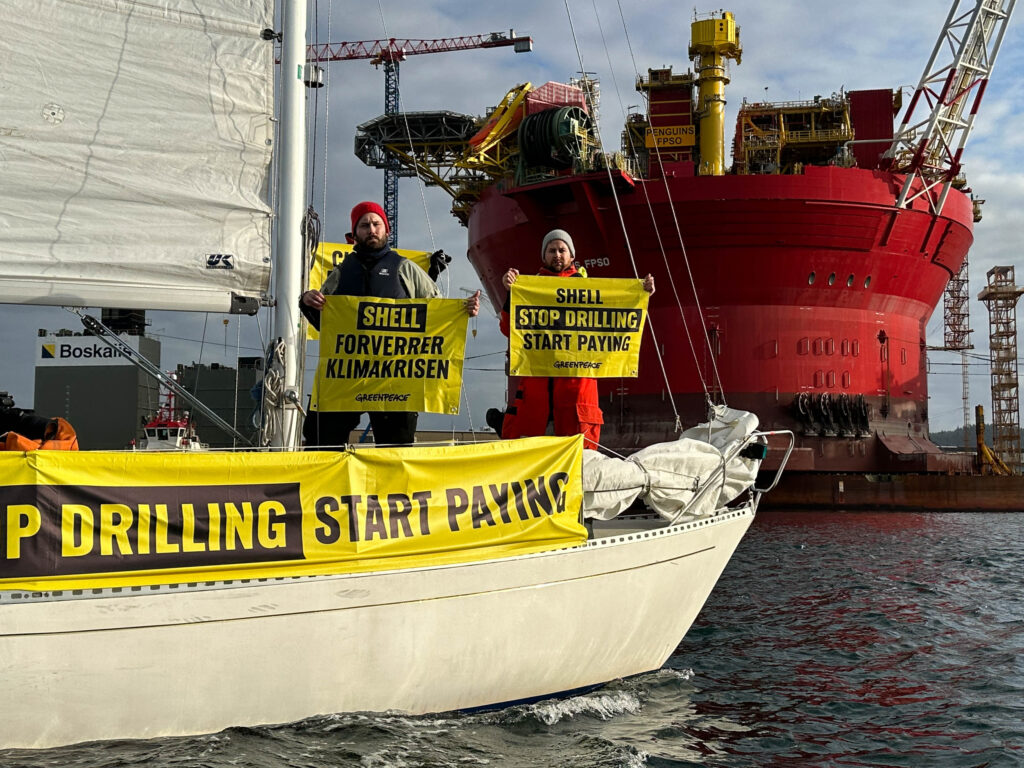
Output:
[942, 256, 974, 449]
[978, 265, 1024, 473]
[353, 110, 493, 224]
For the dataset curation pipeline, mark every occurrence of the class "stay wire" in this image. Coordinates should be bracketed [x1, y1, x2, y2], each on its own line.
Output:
[321, 0, 332, 225]
[375, 1, 474, 440]
[587, 0, 710, 407]
[614, 0, 727, 404]
[268, 28, 283, 344]
[601, 0, 712, 399]
[233, 319, 241, 449]
[373, 1, 440, 261]
[563, 0, 682, 431]
[259, 27, 286, 446]
[307, 0, 320, 205]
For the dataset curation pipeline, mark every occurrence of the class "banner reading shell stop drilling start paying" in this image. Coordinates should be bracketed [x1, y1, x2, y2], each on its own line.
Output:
[313, 296, 468, 414]
[509, 275, 649, 378]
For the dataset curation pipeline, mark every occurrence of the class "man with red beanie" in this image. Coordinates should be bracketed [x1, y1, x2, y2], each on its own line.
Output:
[300, 201, 480, 447]
[497, 229, 653, 449]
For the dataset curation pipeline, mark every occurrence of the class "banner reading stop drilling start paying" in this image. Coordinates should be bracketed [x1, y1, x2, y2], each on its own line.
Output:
[509, 275, 648, 378]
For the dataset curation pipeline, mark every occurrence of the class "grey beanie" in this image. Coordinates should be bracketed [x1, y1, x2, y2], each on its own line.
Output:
[541, 229, 575, 259]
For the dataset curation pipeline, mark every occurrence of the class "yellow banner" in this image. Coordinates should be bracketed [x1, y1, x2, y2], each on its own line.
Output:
[307, 243, 432, 341]
[509, 275, 649, 378]
[313, 296, 467, 414]
[0, 436, 585, 590]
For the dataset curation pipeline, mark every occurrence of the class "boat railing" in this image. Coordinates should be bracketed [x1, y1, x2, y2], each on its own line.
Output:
[663, 466, 727, 526]
[710, 428, 794, 504]
[782, 127, 852, 144]
[752, 430, 795, 495]
[664, 429, 793, 526]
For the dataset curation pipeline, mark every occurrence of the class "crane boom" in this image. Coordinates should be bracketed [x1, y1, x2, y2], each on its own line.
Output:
[883, 0, 1016, 215]
[308, 32, 533, 64]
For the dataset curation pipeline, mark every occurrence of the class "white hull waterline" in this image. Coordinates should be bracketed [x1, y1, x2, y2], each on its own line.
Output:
[1, 508, 752, 750]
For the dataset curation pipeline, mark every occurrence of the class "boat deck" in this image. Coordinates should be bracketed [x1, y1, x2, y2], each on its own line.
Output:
[591, 514, 663, 538]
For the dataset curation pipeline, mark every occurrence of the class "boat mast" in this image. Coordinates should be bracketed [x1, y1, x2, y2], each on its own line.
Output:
[273, 0, 308, 448]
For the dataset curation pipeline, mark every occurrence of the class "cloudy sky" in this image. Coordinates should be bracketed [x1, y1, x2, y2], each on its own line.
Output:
[3, 0, 1022, 433]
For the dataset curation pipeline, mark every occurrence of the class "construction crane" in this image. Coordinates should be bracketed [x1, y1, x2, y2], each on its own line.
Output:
[306, 32, 533, 245]
[882, 0, 1016, 216]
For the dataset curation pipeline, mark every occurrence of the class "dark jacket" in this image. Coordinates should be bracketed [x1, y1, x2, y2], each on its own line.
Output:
[302, 246, 418, 331]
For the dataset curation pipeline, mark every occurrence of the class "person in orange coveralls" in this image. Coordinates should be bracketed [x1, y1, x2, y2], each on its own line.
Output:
[497, 229, 654, 449]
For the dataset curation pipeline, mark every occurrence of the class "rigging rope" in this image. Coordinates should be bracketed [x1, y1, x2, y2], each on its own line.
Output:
[612, 0, 728, 404]
[373, 1, 439, 259]
[373, 1, 480, 440]
[562, 0, 683, 431]
[598, 2, 713, 398]
[320, 0, 332, 223]
[196, 313, 210, 397]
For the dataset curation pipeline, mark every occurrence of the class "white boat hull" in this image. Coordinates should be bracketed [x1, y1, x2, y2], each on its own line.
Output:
[0, 507, 753, 750]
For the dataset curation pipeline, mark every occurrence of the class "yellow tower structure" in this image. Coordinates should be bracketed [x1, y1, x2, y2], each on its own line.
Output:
[689, 11, 741, 176]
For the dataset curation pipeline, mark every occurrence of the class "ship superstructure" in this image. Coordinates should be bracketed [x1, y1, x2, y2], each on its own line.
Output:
[138, 385, 208, 452]
[354, 3, 1019, 506]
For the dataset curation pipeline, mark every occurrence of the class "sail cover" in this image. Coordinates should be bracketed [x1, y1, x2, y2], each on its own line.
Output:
[0, 0, 274, 313]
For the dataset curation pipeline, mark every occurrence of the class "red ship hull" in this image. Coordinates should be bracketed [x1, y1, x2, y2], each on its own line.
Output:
[467, 164, 986, 497]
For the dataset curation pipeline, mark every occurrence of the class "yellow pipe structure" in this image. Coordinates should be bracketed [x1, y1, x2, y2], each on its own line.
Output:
[689, 11, 741, 176]
[975, 404, 1012, 475]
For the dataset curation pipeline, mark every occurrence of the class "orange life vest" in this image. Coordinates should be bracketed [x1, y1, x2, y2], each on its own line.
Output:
[0, 417, 79, 451]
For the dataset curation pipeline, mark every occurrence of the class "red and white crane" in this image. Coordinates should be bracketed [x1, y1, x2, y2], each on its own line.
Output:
[883, 0, 1016, 215]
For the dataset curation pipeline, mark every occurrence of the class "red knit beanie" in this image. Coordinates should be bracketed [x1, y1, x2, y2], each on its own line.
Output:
[350, 201, 389, 233]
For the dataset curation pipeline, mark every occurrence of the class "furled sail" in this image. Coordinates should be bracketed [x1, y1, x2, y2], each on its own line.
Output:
[0, 0, 274, 313]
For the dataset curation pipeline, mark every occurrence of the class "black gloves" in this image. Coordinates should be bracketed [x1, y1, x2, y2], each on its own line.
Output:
[428, 249, 452, 281]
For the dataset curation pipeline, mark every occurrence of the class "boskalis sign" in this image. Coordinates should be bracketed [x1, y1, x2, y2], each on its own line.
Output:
[37, 335, 139, 367]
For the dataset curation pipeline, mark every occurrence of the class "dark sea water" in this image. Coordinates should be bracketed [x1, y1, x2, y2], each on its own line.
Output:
[4, 511, 1022, 768]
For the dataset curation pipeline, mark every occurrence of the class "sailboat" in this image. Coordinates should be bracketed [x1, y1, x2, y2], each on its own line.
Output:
[0, 0, 790, 751]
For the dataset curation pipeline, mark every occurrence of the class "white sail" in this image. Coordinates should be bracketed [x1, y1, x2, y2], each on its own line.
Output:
[0, 0, 274, 313]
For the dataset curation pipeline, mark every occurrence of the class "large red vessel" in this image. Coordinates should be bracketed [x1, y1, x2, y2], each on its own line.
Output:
[471, 158, 973, 459]
[356, 7, 1021, 508]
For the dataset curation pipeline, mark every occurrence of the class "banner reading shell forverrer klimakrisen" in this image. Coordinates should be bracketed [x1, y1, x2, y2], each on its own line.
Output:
[313, 295, 468, 414]
[305, 243, 433, 341]
[509, 275, 649, 378]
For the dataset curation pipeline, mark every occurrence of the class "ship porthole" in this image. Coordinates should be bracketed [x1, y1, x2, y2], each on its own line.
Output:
[864, 276, 871, 289]
[847, 274, 854, 287]
[808, 271, 816, 285]
[828, 272, 836, 286]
